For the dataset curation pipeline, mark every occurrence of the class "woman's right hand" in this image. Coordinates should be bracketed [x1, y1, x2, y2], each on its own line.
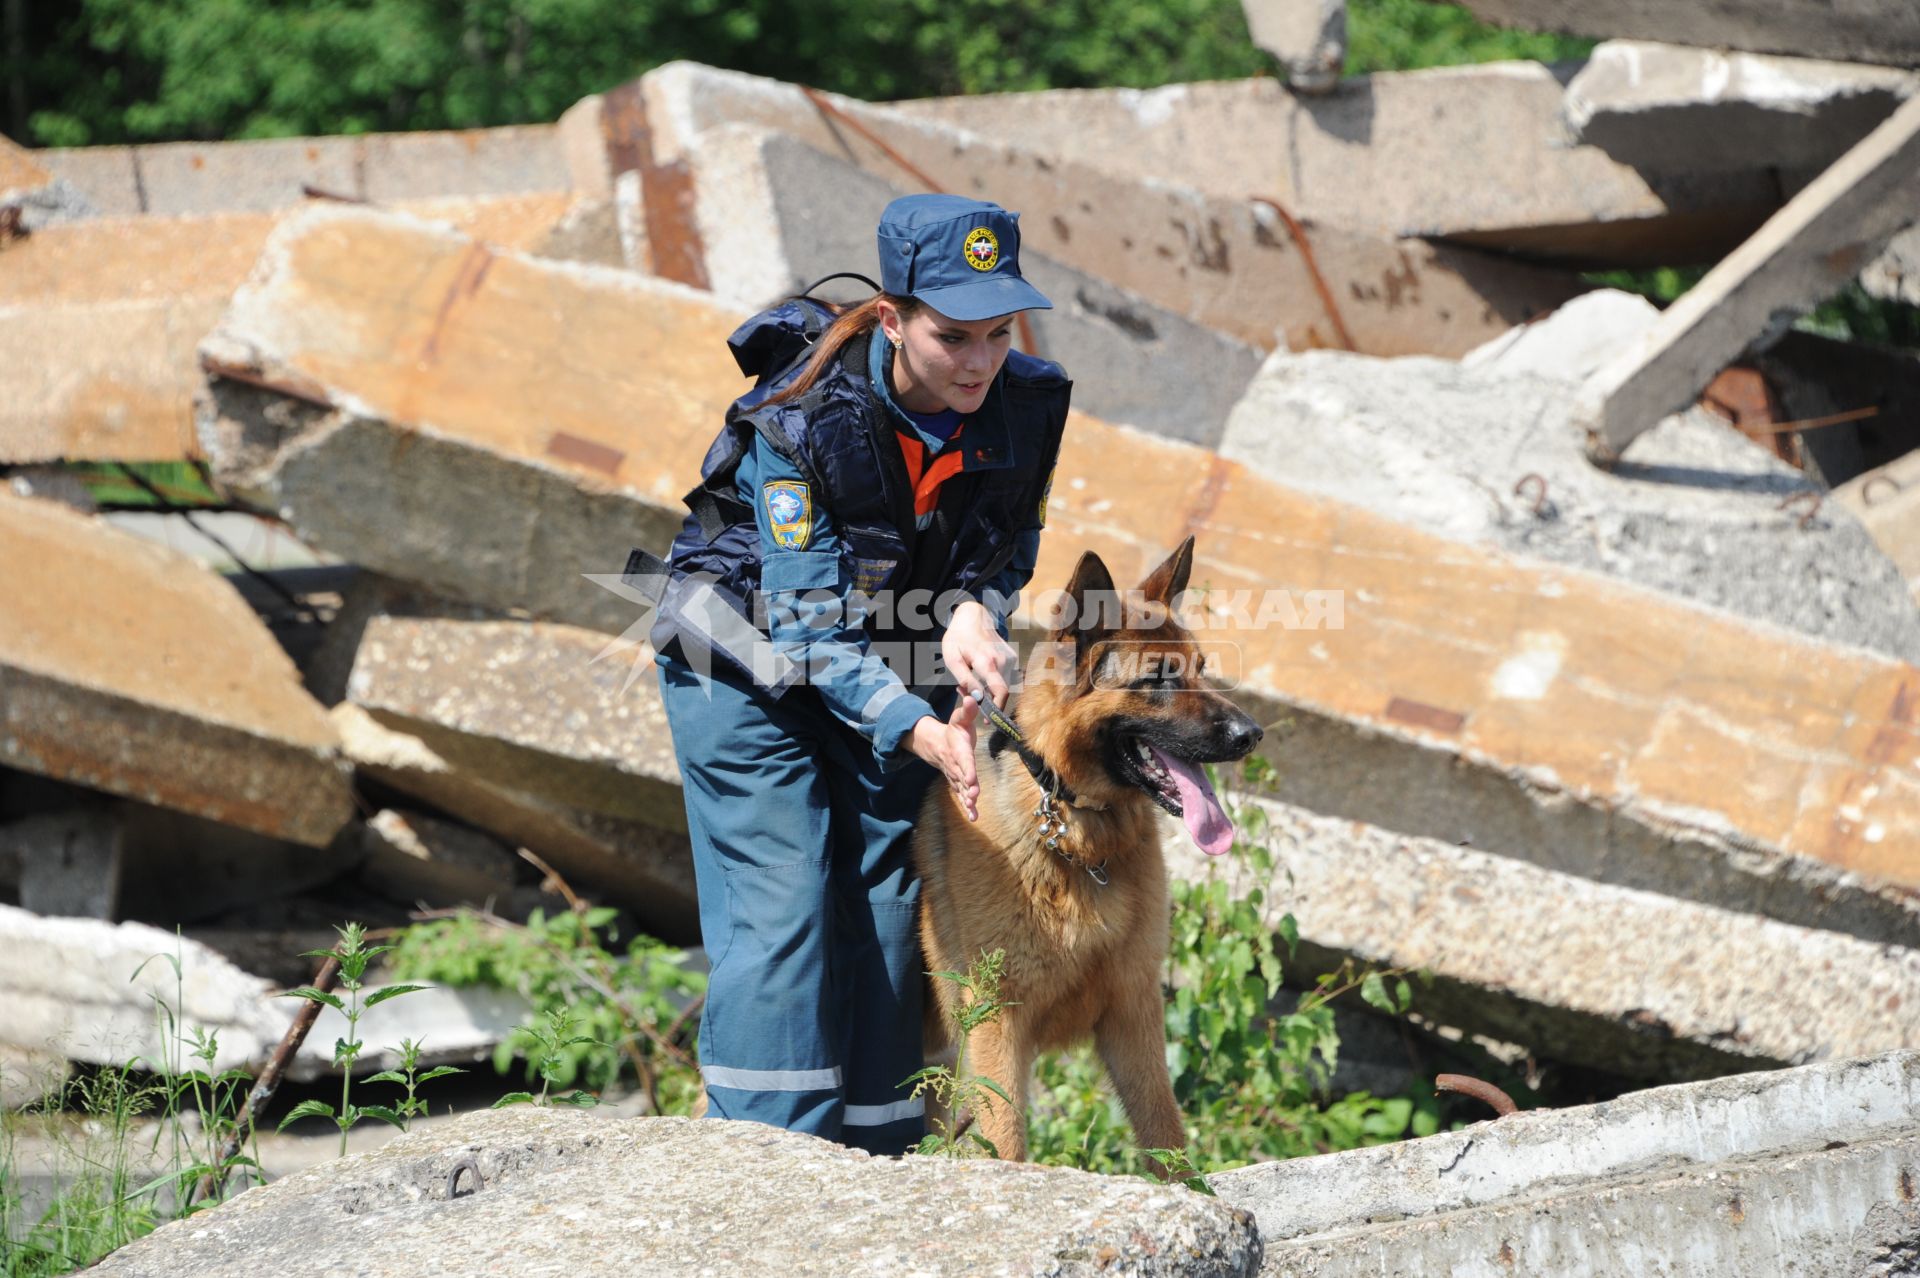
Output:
[910, 697, 981, 822]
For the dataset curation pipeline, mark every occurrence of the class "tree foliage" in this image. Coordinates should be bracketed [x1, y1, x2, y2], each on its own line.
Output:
[10, 0, 1591, 148]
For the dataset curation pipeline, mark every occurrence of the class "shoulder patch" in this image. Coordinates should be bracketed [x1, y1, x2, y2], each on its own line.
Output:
[763, 480, 813, 550]
[1039, 465, 1056, 528]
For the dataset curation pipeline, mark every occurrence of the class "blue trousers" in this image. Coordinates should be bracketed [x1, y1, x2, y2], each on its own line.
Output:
[657, 647, 941, 1155]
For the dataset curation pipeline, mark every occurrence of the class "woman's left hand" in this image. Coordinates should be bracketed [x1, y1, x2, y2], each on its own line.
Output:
[943, 599, 1016, 710]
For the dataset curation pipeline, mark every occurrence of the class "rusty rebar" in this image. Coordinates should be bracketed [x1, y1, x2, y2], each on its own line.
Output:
[1512, 473, 1550, 518]
[1249, 196, 1355, 352]
[1435, 1073, 1518, 1117]
[1778, 489, 1825, 530]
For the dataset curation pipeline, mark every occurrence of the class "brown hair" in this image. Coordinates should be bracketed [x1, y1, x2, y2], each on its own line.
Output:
[763, 293, 922, 407]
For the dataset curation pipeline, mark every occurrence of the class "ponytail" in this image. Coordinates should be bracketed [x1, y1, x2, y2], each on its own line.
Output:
[764, 293, 921, 407]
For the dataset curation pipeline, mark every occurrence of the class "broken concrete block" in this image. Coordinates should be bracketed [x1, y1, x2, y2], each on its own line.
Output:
[333, 705, 698, 944]
[1578, 92, 1920, 461]
[685, 123, 1264, 445]
[1212, 1050, 1920, 1273]
[1566, 41, 1917, 174]
[7, 809, 124, 919]
[336, 585, 687, 836]
[1863, 223, 1920, 305]
[354, 809, 520, 910]
[1036, 411, 1920, 951]
[644, 64, 1583, 360]
[1461, 287, 1660, 382]
[90, 1109, 1262, 1278]
[1171, 800, 1920, 1081]
[1448, 0, 1920, 70]
[37, 126, 566, 219]
[1219, 340, 1920, 662]
[357, 125, 568, 203]
[885, 63, 1787, 265]
[0, 1045, 70, 1111]
[0, 196, 585, 466]
[0, 491, 354, 847]
[0, 903, 528, 1081]
[0, 210, 277, 463]
[1, 132, 94, 232]
[195, 202, 745, 634]
[1242, 0, 1346, 93]
[1835, 446, 1920, 603]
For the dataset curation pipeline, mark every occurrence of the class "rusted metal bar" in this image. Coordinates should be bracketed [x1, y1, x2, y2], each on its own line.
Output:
[1512, 473, 1550, 518]
[1778, 489, 1825, 529]
[300, 184, 369, 204]
[1436, 1072, 1518, 1117]
[798, 84, 1040, 358]
[1249, 196, 1355, 352]
[193, 954, 342, 1205]
[1745, 405, 1880, 436]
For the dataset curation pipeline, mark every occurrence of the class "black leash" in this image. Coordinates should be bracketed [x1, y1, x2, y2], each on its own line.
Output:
[971, 690, 1110, 886]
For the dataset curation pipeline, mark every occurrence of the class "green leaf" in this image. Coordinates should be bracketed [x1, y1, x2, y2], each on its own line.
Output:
[417, 1066, 465, 1083]
[363, 1070, 408, 1086]
[1276, 914, 1300, 959]
[280, 987, 345, 1013]
[976, 1078, 1013, 1106]
[554, 1090, 600, 1107]
[1360, 971, 1392, 1014]
[491, 1092, 537, 1108]
[364, 983, 430, 1008]
[357, 1105, 407, 1129]
[277, 1099, 337, 1131]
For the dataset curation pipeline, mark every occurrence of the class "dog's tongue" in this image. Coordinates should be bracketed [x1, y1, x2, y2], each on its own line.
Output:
[1149, 745, 1234, 856]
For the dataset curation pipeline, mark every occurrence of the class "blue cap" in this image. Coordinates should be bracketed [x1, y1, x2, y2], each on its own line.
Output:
[876, 194, 1052, 322]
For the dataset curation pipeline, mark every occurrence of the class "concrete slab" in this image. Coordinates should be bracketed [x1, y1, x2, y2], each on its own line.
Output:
[1168, 798, 1920, 1081]
[194, 203, 745, 633]
[1578, 92, 1920, 462]
[332, 704, 698, 944]
[201, 202, 1920, 948]
[1242, 0, 1345, 92]
[641, 64, 1583, 359]
[1212, 1051, 1920, 1274]
[1566, 41, 1917, 174]
[8, 808, 123, 919]
[1448, 0, 1920, 70]
[884, 64, 1787, 266]
[358, 125, 568, 203]
[88, 1108, 1262, 1278]
[354, 808, 520, 910]
[38, 126, 565, 219]
[0, 903, 527, 1081]
[338, 590, 687, 835]
[686, 123, 1264, 444]
[1222, 330, 1920, 663]
[1863, 223, 1920, 305]
[1038, 413, 1920, 948]
[0, 195, 585, 464]
[1835, 446, 1920, 603]
[0, 491, 354, 846]
[0, 134, 94, 232]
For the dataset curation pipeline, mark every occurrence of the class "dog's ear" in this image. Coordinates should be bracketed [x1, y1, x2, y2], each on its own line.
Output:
[1049, 550, 1120, 649]
[1139, 536, 1195, 606]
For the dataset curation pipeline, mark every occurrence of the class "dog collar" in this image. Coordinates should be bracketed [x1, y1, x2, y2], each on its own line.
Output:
[1032, 785, 1111, 886]
[976, 691, 1107, 812]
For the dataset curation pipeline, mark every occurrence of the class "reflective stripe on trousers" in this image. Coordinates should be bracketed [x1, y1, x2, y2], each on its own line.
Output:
[658, 645, 940, 1155]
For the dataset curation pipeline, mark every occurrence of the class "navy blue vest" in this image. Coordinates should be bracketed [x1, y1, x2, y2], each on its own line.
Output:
[663, 299, 1071, 655]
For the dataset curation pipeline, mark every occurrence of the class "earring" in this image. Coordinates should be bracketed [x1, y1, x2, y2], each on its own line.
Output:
[890, 336, 903, 350]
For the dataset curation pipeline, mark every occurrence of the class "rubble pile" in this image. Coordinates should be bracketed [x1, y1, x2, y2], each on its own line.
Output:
[5, 1, 1920, 1270]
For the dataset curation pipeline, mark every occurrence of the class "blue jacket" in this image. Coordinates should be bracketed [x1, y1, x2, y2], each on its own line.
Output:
[655, 298, 1070, 768]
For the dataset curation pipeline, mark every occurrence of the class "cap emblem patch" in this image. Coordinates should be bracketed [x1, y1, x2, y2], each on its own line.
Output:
[963, 226, 1000, 272]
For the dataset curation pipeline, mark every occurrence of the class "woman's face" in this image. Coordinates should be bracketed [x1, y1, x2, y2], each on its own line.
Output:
[880, 301, 1016, 416]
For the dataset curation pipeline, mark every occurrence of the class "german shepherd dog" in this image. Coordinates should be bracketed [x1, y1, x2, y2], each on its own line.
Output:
[914, 536, 1263, 1166]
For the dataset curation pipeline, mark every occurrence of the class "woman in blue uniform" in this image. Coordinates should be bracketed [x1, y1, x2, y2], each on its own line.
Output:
[650, 194, 1070, 1155]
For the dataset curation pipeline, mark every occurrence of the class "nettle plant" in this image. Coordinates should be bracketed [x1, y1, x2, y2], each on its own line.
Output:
[278, 923, 460, 1156]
